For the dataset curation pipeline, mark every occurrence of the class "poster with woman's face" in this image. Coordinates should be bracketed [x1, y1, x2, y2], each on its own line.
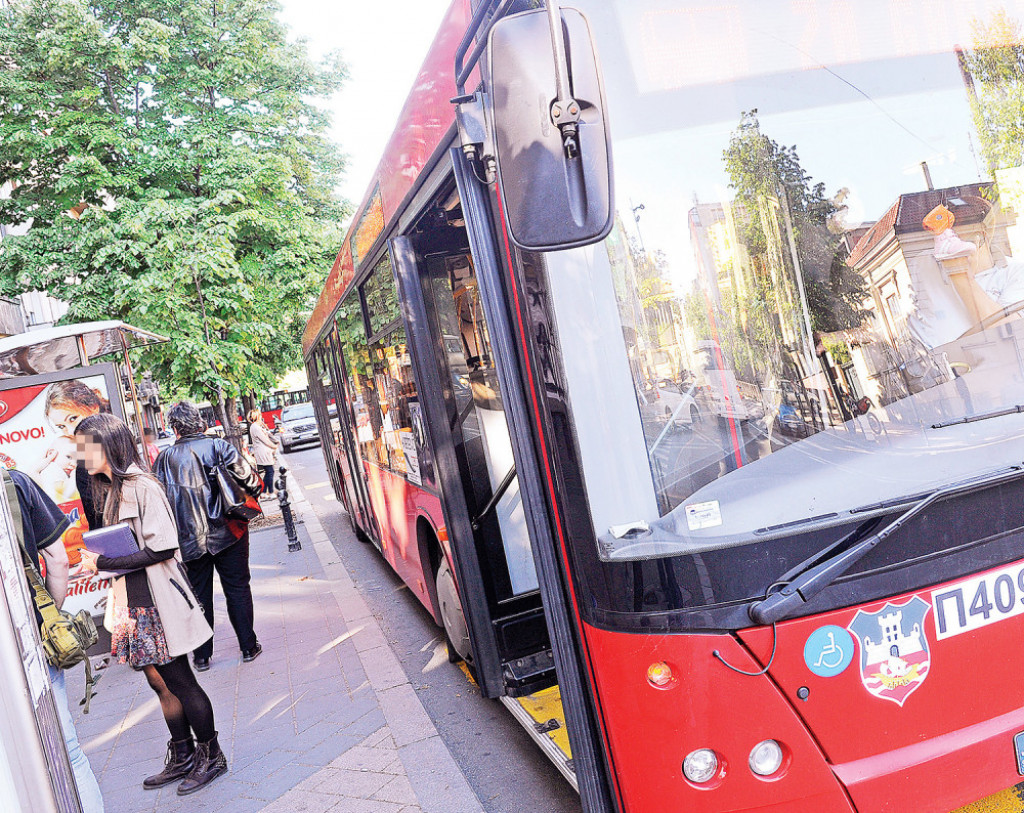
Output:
[0, 365, 122, 618]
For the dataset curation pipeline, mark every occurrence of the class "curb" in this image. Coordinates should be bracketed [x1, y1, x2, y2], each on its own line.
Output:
[281, 469, 485, 813]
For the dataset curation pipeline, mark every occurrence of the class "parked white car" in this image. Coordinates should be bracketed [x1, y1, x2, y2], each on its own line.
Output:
[278, 403, 320, 452]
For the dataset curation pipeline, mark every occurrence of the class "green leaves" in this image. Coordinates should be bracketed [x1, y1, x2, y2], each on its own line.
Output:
[723, 110, 868, 337]
[965, 11, 1024, 172]
[0, 0, 349, 403]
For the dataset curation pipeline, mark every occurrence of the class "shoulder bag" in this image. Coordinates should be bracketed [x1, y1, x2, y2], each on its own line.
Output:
[3, 471, 100, 711]
[212, 465, 262, 522]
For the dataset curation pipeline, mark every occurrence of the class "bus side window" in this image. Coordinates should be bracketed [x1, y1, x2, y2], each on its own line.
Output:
[336, 295, 388, 468]
[369, 327, 426, 482]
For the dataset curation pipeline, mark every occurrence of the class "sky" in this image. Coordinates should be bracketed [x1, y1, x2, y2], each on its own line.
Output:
[276, 0, 454, 215]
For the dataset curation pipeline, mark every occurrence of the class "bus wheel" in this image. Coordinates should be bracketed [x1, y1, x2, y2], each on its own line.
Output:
[436, 558, 472, 664]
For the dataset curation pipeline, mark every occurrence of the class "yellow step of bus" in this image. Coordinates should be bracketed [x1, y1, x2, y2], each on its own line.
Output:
[500, 686, 577, 791]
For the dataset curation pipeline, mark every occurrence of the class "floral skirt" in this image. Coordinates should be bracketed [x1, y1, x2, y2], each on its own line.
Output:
[111, 605, 173, 668]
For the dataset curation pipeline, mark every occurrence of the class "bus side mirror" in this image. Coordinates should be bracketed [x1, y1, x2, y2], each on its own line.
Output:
[485, 7, 613, 252]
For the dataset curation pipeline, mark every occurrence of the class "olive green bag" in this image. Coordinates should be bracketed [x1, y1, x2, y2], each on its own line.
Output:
[4, 471, 100, 711]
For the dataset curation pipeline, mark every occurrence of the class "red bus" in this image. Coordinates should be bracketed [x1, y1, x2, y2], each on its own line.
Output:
[303, 1, 1024, 811]
[258, 387, 311, 429]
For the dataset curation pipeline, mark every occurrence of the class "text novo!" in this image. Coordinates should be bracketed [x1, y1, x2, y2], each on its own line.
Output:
[0, 427, 46, 444]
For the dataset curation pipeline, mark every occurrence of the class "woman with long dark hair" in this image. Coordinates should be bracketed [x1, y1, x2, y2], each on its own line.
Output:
[75, 414, 228, 795]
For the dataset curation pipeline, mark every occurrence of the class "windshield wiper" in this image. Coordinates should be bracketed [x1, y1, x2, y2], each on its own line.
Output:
[748, 465, 1024, 626]
[931, 404, 1024, 430]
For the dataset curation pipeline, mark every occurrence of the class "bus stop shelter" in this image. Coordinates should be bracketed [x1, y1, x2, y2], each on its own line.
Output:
[0, 321, 169, 440]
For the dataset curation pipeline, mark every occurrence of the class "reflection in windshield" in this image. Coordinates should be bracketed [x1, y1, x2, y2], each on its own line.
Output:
[555, 1, 1024, 558]
[281, 405, 315, 422]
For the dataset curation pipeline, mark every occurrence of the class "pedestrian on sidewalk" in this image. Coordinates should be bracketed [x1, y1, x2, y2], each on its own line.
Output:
[246, 409, 279, 500]
[154, 401, 264, 671]
[75, 414, 228, 795]
[143, 427, 161, 468]
[5, 468, 105, 812]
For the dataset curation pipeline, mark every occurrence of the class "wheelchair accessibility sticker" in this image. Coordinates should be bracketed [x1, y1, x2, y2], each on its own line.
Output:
[803, 625, 855, 677]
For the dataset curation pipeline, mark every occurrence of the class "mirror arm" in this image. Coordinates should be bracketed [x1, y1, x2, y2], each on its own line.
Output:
[454, 0, 518, 95]
[545, 0, 582, 159]
[454, 92, 496, 183]
[453, 0, 517, 185]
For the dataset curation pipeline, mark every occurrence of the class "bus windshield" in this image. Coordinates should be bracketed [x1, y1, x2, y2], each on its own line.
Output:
[541, 0, 1024, 559]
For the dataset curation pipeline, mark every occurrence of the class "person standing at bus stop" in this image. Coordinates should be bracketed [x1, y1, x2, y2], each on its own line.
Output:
[75, 414, 228, 795]
[5, 468, 105, 812]
[154, 402, 263, 671]
[246, 409, 278, 500]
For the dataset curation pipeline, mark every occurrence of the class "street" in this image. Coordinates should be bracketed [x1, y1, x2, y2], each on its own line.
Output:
[284, 444, 582, 813]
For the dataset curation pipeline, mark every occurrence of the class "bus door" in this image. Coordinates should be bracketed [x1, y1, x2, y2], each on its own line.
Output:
[319, 331, 375, 535]
[390, 182, 554, 703]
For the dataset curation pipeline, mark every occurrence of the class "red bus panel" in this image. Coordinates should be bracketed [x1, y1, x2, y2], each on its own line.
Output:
[361, 460, 444, 619]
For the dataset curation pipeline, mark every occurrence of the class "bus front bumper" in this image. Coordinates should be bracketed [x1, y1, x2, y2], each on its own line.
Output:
[832, 705, 1024, 813]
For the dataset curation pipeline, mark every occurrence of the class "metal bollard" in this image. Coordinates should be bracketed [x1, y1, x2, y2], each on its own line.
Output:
[277, 465, 301, 551]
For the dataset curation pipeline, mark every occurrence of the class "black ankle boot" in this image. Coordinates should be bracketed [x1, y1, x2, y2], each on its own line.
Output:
[143, 738, 195, 789]
[176, 733, 228, 795]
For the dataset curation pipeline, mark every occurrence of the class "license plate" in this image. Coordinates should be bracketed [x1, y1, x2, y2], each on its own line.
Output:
[1013, 731, 1024, 776]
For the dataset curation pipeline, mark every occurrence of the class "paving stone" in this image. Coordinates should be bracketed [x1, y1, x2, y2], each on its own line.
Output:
[301, 766, 393, 799]
[259, 788, 342, 813]
[245, 760, 318, 799]
[351, 623, 388, 654]
[376, 686, 435, 749]
[330, 745, 402, 774]
[372, 775, 419, 806]
[358, 727, 393, 750]
[337, 708, 388, 742]
[396, 737, 483, 813]
[292, 732, 364, 767]
[231, 747, 304, 784]
[314, 799, 405, 813]
[358, 646, 408, 692]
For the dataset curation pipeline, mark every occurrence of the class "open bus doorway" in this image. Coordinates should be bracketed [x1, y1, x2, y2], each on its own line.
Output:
[391, 179, 576, 786]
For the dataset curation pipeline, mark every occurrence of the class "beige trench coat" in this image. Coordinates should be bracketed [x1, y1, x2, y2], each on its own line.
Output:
[249, 421, 279, 467]
[102, 468, 212, 657]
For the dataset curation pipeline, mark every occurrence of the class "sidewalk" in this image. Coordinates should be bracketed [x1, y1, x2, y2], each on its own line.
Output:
[70, 474, 484, 813]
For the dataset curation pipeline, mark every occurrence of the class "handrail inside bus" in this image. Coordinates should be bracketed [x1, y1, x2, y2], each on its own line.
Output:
[471, 466, 518, 531]
[454, 0, 518, 97]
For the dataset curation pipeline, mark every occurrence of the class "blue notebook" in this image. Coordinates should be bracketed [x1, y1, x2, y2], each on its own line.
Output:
[82, 522, 140, 578]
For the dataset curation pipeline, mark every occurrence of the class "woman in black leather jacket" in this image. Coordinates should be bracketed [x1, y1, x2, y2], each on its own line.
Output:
[153, 402, 263, 671]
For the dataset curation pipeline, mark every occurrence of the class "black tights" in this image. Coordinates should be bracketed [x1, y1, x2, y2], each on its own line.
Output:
[142, 656, 216, 742]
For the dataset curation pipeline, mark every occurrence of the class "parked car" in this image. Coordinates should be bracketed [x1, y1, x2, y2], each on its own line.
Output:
[278, 403, 320, 452]
[655, 379, 701, 427]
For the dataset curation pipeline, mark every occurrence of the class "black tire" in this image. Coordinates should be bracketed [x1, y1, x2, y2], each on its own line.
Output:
[436, 558, 472, 664]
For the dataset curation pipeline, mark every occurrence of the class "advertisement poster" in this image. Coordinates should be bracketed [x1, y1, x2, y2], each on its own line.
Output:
[0, 365, 123, 619]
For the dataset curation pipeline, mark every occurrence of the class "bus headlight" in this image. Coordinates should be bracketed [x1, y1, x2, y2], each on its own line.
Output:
[749, 739, 784, 777]
[682, 748, 719, 784]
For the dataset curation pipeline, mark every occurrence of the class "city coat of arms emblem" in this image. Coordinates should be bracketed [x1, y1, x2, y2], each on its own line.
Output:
[847, 596, 931, 706]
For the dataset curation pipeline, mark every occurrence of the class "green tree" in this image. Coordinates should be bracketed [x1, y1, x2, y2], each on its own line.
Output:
[723, 110, 867, 335]
[963, 10, 1024, 173]
[0, 0, 348, 433]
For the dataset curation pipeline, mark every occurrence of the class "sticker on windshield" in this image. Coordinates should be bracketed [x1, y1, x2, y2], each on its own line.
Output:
[847, 597, 931, 707]
[931, 562, 1024, 640]
[685, 500, 721, 530]
[803, 625, 855, 677]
